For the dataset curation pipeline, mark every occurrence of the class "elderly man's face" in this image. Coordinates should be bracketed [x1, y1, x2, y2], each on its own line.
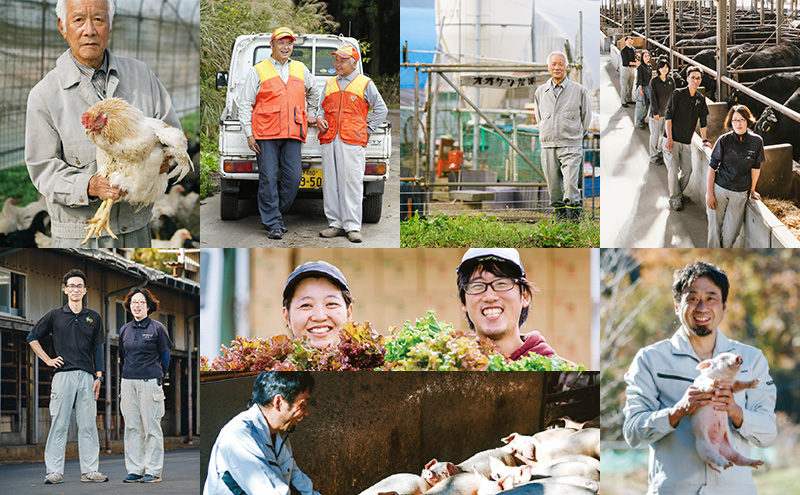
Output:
[547, 54, 566, 84]
[58, 0, 111, 69]
[333, 55, 356, 78]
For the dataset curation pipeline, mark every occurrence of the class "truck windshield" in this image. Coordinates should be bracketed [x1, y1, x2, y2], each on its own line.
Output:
[253, 45, 339, 77]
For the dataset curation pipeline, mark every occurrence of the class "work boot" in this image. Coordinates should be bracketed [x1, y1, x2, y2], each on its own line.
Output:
[554, 207, 567, 222]
[567, 207, 582, 223]
[346, 231, 363, 243]
[320, 227, 346, 238]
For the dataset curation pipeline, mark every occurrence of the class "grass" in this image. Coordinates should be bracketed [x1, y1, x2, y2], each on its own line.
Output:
[400, 212, 599, 247]
[199, 132, 219, 199]
[0, 165, 40, 205]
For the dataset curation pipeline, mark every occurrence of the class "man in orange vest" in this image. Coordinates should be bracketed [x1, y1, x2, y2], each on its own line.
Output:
[316, 45, 387, 243]
[239, 27, 320, 240]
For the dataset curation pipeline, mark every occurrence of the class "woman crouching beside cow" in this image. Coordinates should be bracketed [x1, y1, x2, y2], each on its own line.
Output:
[706, 104, 765, 248]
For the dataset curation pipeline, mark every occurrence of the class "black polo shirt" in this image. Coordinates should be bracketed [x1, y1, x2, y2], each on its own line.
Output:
[119, 317, 172, 379]
[709, 130, 765, 192]
[648, 75, 676, 118]
[30, 305, 104, 375]
[621, 45, 637, 68]
[664, 87, 709, 144]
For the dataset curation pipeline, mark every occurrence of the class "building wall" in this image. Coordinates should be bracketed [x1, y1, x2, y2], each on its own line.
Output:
[248, 248, 593, 366]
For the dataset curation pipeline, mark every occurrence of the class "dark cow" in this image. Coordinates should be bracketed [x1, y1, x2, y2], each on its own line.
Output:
[679, 44, 754, 100]
[755, 87, 800, 161]
[729, 43, 800, 82]
[727, 72, 800, 119]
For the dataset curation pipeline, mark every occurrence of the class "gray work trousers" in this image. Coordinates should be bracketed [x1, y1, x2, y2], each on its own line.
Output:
[121, 378, 166, 477]
[649, 117, 665, 162]
[707, 184, 749, 248]
[45, 370, 100, 475]
[620, 66, 635, 103]
[321, 137, 365, 232]
[541, 146, 583, 209]
[663, 141, 694, 200]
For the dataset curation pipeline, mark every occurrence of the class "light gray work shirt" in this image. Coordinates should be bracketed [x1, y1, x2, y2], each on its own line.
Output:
[317, 70, 388, 135]
[534, 77, 592, 148]
[623, 329, 776, 495]
[204, 404, 320, 495]
[25, 49, 179, 241]
[238, 56, 320, 138]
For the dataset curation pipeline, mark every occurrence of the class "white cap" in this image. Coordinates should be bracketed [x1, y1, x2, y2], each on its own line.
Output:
[457, 248, 525, 278]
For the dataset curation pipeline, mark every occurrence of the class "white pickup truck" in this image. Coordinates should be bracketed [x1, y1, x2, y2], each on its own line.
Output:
[215, 33, 391, 222]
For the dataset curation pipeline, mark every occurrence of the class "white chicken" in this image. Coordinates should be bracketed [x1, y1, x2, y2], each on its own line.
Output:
[80, 97, 193, 245]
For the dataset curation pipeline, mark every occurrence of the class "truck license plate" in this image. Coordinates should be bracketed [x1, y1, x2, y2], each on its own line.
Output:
[299, 168, 323, 189]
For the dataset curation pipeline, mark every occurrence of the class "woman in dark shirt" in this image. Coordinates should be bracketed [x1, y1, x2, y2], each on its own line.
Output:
[647, 58, 677, 165]
[119, 288, 172, 483]
[706, 105, 765, 248]
[634, 50, 652, 128]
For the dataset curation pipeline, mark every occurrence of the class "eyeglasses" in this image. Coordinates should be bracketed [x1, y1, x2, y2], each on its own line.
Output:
[65, 284, 85, 290]
[130, 301, 148, 306]
[731, 117, 747, 123]
[464, 278, 518, 295]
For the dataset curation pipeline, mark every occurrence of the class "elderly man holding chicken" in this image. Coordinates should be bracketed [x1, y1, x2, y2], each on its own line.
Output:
[25, 0, 183, 247]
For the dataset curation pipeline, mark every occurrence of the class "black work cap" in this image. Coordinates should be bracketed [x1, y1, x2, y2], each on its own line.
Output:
[283, 261, 349, 301]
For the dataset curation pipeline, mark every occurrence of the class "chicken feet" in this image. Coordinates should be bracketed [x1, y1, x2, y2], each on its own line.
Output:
[81, 198, 118, 245]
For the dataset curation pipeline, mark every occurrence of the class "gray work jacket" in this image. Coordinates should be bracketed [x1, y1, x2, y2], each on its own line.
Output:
[623, 329, 776, 495]
[533, 78, 592, 148]
[203, 404, 320, 495]
[25, 49, 179, 240]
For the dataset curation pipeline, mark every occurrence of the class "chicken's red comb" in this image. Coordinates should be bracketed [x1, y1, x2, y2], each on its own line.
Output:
[81, 112, 90, 128]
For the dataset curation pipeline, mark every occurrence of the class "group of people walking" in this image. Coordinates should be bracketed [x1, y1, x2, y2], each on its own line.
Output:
[28, 270, 172, 484]
[619, 36, 765, 248]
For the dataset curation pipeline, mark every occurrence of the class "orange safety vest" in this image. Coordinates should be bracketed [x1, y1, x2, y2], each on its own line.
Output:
[252, 59, 307, 142]
[318, 73, 371, 147]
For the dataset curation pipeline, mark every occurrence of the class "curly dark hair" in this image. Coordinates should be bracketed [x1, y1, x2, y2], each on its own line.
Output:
[123, 287, 160, 315]
[673, 261, 729, 305]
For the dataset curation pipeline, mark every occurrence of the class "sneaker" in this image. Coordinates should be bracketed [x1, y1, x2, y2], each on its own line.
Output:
[140, 475, 162, 483]
[319, 227, 346, 238]
[44, 472, 63, 484]
[346, 231, 363, 243]
[669, 198, 684, 211]
[278, 225, 288, 234]
[123, 473, 143, 483]
[81, 471, 109, 482]
[267, 229, 283, 240]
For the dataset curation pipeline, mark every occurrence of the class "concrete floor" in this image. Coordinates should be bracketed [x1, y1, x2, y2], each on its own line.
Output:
[0, 448, 199, 494]
[599, 52, 708, 248]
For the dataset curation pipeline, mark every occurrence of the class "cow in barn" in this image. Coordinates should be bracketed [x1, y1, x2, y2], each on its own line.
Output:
[729, 43, 800, 82]
[678, 44, 754, 100]
[754, 87, 800, 161]
[727, 72, 800, 119]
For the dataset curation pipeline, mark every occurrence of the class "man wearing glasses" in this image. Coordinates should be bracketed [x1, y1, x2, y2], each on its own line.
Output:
[27, 269, 108, 484]
[456, 248, 559, 360]
[664, 66, 712, 211]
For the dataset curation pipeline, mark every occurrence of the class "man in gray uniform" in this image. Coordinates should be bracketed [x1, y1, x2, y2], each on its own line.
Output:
[28, 269, 107, 484]
[534, 51, 593, 222]
[25, 0, 181, 247]
[316, 44, 387, 243]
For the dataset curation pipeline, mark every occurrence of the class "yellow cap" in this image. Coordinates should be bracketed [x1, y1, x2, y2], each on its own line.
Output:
[331, 44, 360, 61]
[271, 27, 296, 41]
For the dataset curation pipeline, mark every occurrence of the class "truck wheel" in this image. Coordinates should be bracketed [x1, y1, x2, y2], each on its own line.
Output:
[220, 192, 239, 220]
[362, 193, 382, 223]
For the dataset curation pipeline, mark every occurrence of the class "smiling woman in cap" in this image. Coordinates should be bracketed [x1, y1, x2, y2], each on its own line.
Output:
[456, 248, 561, 360]
[282, 261, 353, 349]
